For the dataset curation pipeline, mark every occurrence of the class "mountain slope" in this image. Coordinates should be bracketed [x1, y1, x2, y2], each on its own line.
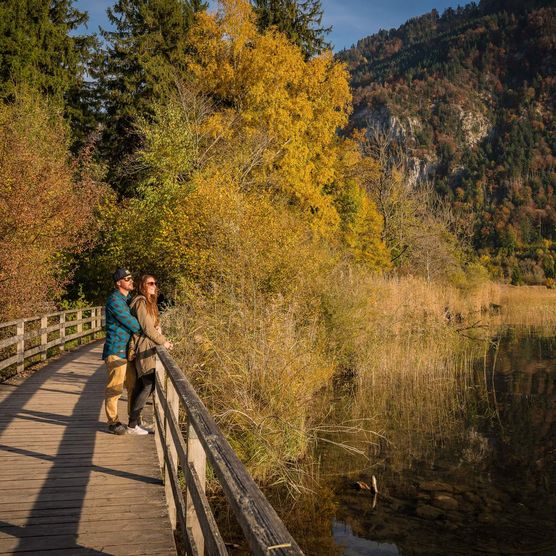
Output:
[338, 0, 556, 283]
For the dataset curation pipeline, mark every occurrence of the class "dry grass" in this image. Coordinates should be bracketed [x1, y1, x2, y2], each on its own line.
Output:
[496, 285, 556, 330]
[163, 265, 503, 489]
[164, 284, 335, 490]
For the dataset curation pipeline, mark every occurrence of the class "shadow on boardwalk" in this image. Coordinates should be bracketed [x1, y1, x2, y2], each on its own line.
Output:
[0, 342, 175, 555]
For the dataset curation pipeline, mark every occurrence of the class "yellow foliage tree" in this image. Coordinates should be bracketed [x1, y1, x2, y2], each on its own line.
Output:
[187, 0, 352, 234]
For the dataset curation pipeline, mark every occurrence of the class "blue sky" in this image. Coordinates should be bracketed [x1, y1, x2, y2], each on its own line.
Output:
[74, 0, 466, 51]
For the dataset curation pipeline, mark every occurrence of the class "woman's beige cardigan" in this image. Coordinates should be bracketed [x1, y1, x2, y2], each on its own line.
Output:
[129, 295, 167, 377]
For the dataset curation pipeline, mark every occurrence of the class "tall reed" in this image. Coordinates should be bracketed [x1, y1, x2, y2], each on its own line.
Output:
[163, 262, 501, 489]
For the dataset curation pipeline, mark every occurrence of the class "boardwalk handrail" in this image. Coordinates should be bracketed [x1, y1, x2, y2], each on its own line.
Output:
[0, 307, 104, 375]
[154, 346, 304, 556]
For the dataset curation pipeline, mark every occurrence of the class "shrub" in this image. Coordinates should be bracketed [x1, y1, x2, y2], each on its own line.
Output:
[0, 92, 107, 320]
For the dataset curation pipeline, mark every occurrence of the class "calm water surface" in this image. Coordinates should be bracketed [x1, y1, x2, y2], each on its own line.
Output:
[321, 328, 556, 555]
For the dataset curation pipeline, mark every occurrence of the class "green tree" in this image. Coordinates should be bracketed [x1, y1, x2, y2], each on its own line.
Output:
[95, 0, 206, 194]
[251, 0, 331, 58]
[0, 0, 95, 143]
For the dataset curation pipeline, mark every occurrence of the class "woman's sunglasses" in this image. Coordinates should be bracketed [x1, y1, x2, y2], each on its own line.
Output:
[146, 281, 157, 286]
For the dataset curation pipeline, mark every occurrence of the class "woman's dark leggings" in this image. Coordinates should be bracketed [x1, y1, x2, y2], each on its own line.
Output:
[128, 372, 155, 428]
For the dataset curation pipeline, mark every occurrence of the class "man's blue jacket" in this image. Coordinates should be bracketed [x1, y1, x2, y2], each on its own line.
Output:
[102, 290, 141, 360]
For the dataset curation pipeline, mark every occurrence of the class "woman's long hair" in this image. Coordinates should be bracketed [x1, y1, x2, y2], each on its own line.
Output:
[138, 274, 160, 326]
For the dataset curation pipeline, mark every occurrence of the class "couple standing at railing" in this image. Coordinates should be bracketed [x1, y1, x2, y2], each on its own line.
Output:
[102, 267, 173, 435]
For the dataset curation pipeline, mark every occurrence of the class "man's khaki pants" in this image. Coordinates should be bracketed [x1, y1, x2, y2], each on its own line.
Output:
[104, 355, 137, 425]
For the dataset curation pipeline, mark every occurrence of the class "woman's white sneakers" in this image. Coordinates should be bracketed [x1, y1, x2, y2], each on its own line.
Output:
[126, 425, 149, 435]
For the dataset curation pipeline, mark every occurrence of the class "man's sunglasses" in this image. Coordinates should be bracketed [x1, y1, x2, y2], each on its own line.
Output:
[122, 276, 133, 282]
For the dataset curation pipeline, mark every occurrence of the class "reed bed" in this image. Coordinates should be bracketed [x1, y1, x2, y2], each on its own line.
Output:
[496, 285, 556, 330]
[163, 265, 503, 489]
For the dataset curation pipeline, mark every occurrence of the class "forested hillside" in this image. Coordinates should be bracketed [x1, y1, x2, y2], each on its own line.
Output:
[338, 0, 556, 283]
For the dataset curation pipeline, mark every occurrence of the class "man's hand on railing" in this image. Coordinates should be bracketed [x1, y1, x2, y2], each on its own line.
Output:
[163, 340, 173, 350]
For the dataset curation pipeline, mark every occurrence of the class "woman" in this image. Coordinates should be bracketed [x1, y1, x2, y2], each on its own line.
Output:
[127, 274, 172, 435]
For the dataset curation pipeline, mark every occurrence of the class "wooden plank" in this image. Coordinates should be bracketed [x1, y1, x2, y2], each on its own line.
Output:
[15, 321, 24, 374]
[10, 550, 174, 556]
[58, 312, 66, 351]
[0, 515, 173, 539]
[0, 444, 160, 457]
[0, 468, 161, 483]
[0, 544, 175, 556]
[1, 508, 170, 527]
[0, 473, 162, 490]
[0, 318, 23, 330]
[0, 355, 18, 373]
[0, 500, 167, 517]
[186, 422, 207, 554]
[0, 498, 170, 516]
[0, 483, 167, 504]
[76, 309, 83, 340]
[158, 346, 303, 555]
[0, 452, 159, 464]
[160, 418, 192, 554]
[40, 315, 48, 361]
[0, 335, 18, 350]
[164, 375, 179, 531]
[0, 530, 175, 554]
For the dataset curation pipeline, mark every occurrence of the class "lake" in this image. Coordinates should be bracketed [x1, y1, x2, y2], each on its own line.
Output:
[318, 327, 556, 555]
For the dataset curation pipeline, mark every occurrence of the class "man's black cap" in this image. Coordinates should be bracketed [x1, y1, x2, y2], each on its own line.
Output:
[113, 267, 132, 282]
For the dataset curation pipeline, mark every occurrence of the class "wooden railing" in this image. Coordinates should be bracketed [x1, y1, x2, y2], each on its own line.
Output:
[0, 307, 104, 377]
[154, 346, 304, 556]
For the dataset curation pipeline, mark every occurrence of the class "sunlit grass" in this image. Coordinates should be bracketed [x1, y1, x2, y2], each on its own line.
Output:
[163, 273, 554, 491]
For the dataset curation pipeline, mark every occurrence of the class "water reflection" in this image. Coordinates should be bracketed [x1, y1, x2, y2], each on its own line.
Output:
[326, 328, 556, 555]
[333, 520, 399, 556]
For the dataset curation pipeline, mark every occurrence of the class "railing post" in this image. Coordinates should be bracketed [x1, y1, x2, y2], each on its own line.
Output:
[16, 321, 24, 374]
[99, 307, 105, 335]
[187, 423, 207, 554]
[154, 357, 166, 471]
[77, 309, 83, 343]
[40, 316, 48, 361]
[92, 307, 98, 337]
[59, 312, 66, 352]
[165, 374, 179, 532]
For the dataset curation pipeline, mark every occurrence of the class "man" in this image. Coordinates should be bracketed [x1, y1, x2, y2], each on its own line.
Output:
[102, 268, 141, 435]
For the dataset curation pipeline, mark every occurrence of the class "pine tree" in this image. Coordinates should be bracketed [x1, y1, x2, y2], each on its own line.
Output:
[96, 0, 206, 194]
[251, 0, 331, 58]
[0, 1, 95, 143]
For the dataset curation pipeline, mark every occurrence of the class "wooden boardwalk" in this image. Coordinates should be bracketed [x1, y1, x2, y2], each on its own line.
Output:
[0, 341, 176, 555]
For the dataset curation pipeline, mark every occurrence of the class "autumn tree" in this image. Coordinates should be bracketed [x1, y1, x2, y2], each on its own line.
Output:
[360, 126, 465, 281]
[186, 0, 350, 234]
[83, 0, 390, 300]
[0, 92, 107, 320]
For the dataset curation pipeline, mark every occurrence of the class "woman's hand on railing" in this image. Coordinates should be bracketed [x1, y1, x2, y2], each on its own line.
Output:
[163, 340, 173, 350]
